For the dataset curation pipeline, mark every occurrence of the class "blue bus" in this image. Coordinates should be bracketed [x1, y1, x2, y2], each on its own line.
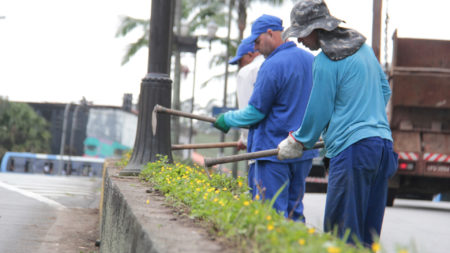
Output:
[0, 152, 105, 177]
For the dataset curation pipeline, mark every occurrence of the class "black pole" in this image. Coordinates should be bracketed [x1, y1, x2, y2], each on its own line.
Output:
[120, 0, 175, 176]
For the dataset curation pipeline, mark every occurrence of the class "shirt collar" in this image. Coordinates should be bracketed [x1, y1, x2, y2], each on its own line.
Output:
[266, 41, 296, 59]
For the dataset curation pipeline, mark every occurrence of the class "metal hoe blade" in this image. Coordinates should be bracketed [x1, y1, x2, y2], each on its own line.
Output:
[152, 105, 158, 136]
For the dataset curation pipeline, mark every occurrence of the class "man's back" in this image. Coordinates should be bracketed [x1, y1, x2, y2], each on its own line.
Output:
[248, 41, 316, 161]
[308, 44, 392, 157]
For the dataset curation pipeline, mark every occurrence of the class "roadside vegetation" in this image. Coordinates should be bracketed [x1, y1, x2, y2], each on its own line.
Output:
[138, 155, 384, 253]
[0, 97, 51, 159]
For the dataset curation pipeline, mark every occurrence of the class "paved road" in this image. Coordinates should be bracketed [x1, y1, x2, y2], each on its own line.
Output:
[0, 173, 102, 253]
[303, 193, 450, 253]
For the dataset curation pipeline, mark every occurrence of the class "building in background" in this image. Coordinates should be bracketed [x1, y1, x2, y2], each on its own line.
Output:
[25, 94, 137, 159]
[84, 107, 137, 157]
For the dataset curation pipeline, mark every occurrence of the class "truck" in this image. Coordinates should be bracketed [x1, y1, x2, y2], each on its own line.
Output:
[386, 32, 450, 206]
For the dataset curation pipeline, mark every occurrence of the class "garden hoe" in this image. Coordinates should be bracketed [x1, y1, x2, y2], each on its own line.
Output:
[152, 104, 216, 136]
[204, 141, 325, 167]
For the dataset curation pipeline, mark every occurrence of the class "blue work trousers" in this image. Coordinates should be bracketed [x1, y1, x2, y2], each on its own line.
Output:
[248, 159, 312, 221]
[324, 137, 398, 246]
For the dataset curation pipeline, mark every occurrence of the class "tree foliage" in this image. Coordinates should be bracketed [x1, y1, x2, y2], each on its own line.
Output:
[0, 97, 51, 159]
[116, 0, 228, 65]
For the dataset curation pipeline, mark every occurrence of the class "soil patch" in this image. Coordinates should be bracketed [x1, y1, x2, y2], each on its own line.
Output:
[38, 208, 99, 253]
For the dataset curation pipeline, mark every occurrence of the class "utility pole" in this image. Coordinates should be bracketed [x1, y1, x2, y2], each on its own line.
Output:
[372, 0, 382, 61]
[219, 0, 235, 156]
[172, 0, 182, 147]
[59, 103, 71, 174]
[120, 0, 175, 176]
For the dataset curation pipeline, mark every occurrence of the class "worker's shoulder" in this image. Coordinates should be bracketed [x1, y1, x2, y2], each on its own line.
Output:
[268, 46, 312, 65]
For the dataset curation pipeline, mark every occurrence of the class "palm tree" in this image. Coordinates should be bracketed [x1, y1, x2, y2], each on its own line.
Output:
[116, 0, 228, 145]
[115, 1, 227, 65]
[236, 0, 287, 41]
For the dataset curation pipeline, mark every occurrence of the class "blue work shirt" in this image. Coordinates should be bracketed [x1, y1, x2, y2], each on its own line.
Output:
[247, 41, 318, 162]
[292, 44, 393, 158]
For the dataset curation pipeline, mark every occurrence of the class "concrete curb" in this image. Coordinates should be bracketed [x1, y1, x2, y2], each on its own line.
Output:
[100, 169, 155, 253]
[99, 166, 230, 253]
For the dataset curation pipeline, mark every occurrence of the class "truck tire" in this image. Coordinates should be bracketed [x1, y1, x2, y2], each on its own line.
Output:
[386, 188, 397, 207]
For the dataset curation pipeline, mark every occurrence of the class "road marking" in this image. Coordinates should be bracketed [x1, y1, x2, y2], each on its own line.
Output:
[0, 181, 66, 210]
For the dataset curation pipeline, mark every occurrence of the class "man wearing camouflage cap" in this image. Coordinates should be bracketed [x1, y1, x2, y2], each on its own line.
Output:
[214, 14, 318, 222]
[277, 0, 398, 246]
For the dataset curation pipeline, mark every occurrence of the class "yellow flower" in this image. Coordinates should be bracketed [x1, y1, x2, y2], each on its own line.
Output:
[196, 188, 201, 192]
[372, 242, 380, 252]
[215, 189, 220, 194]
[298, 239, 305, 246]
[243, 201, 250, 206]
[254, 210, 259, 215]
[223, 187, 227, 191]
[267, 224, 274, 231]
[213, 198, 218, 202]
[146, 199, 150, 204]
[255, 194, 260, 200]
[266, 215, 272, 221]
[327, 246, 341, 253]
[238, 181, 243, 187]
[308, 228, 315, 234]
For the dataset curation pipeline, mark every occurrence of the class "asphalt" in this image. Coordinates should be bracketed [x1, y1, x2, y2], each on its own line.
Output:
[0, 186, 57, 253]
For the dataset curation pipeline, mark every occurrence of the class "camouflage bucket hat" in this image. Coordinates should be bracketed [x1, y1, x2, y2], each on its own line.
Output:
[282, 0, 343, 41]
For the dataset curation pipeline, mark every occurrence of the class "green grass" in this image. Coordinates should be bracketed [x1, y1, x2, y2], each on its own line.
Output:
[138, 156, 406, 253]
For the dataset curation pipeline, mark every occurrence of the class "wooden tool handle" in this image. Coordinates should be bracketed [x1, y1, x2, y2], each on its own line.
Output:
[155, 105, 216, 123]
[172, 142, 239, 150]
[203, 141, 324, 167]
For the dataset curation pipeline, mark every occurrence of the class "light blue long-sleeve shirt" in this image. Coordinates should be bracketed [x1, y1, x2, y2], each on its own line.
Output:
[224, 104, 265, 127]
[292, 44, 392, 158]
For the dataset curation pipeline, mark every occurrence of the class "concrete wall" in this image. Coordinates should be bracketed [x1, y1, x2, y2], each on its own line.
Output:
[100, 169, 155, 253]
[99, 166, 228, 253]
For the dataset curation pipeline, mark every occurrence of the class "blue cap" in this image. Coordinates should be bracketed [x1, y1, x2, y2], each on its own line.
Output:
[229, 41, 256, 65]
[243, 14, 283, 44]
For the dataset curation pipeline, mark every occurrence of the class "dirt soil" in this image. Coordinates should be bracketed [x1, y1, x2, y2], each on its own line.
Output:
[38, 208, 99, 253]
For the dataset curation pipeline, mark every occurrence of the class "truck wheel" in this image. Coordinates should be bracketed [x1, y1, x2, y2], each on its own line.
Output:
[386, 188, 397, 207]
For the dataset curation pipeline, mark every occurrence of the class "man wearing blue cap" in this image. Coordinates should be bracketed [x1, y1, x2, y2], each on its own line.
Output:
[229, 40, 264, 150]
[214, 14, 317, 222]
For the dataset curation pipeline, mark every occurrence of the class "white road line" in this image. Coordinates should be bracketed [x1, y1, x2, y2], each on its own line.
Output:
[0, 181, 66, 210]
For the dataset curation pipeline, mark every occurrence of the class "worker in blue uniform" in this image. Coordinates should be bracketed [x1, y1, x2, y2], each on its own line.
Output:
[214, 14, 318, 222]
[278, 0, 398, 246]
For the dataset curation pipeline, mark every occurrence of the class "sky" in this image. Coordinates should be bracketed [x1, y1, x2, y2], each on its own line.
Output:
[0, 0, 449, 108]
